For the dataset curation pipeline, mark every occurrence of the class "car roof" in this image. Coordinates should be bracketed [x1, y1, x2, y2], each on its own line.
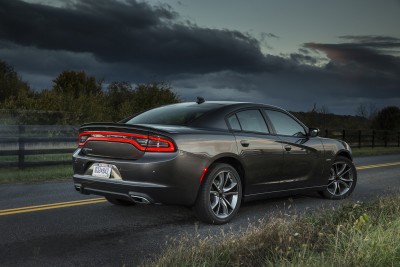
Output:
[124, 101, 291, 131]
[170, 101, 285, 111]
[182, 101, 288, 130]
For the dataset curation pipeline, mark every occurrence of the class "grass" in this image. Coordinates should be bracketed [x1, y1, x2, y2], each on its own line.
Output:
[352, 146, 400, 157]
[0, 165, 73, 184]
[145, 195, 400, 267]
[0, 153, 73, 184]
[0, 153, 71, 162]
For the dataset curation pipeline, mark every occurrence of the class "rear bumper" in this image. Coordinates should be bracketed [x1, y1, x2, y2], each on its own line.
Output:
[73, 174, 194, 205]
[72, 146, 211, 206]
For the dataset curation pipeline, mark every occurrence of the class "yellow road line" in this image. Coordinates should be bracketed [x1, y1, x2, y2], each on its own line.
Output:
[0, 198, 106, 216]
[357, 161, 400, 170]
[0, 161, 399, 217]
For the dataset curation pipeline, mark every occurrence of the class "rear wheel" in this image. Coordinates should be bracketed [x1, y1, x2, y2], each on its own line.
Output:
[194, 163, 242, 224]
[105, 196, 135, 206]
[320, 156, 357, 200]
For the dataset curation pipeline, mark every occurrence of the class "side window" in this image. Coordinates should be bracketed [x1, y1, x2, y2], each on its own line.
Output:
[235, 110, 269, 133]
[227, 115, 241, 131]
[265, 109, 306, 136]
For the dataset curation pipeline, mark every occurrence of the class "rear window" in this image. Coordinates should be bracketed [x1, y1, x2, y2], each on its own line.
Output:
[126, 104, 215, 125]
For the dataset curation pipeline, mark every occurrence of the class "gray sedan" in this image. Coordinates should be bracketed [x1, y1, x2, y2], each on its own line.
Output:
[73, 100, 357, 224]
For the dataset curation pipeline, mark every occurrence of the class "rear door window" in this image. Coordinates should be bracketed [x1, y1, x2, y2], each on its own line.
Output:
[229, 110, 269, 133]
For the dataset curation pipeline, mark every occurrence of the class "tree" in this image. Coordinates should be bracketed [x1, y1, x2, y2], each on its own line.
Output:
[355, 103, 378, 119]
[355, 104, 368, 118]
[104, 81, 180, 122]
[52, 70, 102, 98]
[318, 105, 330, 130]
[105, 82, 134, 121]
[31, 70, 106, 124]
[0, 60, 31, 103]
[372, 106, 400, 131]
[367, 103, 378, 119]
[132, 82, 180, 113]
[0, 64, 181, 124]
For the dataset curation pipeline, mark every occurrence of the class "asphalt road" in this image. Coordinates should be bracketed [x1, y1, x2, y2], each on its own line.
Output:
[0, 154, 399, 267]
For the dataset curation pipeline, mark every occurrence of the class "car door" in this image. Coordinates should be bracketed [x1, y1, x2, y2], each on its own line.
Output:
[227, 109, 285, 195]
[263, 109, 325, 188]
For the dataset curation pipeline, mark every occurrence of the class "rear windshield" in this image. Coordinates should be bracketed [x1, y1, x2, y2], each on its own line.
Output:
[125, 104, 216, 125]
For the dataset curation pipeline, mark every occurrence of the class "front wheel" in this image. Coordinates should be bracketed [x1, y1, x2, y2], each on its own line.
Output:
[320, 156, 357, 200]
[194, 163, 242, 224]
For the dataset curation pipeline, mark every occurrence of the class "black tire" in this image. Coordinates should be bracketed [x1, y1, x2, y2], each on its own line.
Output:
[194, 163, 242, 224]
[105, 196, 135, 206]
[320, 156, 357, 200]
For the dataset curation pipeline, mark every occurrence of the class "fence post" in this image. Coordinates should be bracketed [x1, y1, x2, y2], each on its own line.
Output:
[18, 125, 25, 170]
[325, 129, 328, 138]
[358, 130, 362, 148]
[342, 129, 346, 141]
[372, 130, 375, 148]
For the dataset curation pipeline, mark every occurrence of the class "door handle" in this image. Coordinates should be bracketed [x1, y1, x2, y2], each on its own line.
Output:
[240, 140, 250, 147]
[284, 145, 292, 151]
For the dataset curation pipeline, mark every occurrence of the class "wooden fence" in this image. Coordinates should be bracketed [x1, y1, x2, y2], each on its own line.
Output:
[0, 125, 78, 169]
[0, 126, 399, 169]
[323, 129, 400, 148]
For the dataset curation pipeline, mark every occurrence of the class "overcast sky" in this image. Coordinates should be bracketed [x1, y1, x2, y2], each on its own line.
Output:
[1, 0, 399, 114]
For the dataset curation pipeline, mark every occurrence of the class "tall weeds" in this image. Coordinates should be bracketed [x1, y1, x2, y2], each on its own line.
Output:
[145, 195, 400, 267]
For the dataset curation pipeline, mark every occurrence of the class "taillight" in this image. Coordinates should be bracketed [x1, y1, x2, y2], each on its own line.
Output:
[146, 136, 175, 152]
[78, 131, 176, 152]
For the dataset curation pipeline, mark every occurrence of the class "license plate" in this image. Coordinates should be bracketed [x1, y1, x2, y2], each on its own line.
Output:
[92, 163, 112, 178]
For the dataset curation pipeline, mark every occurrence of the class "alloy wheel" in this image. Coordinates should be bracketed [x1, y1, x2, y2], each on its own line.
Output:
[209, 170, 239, 219]
[327, 161, 354, 197]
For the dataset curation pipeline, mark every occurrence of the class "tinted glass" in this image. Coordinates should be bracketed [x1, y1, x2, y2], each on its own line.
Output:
[235, 110, 269, 133]
[126, 104, 213, 125]
[227, 115, 241, 131]
[265, 109, 306, 136]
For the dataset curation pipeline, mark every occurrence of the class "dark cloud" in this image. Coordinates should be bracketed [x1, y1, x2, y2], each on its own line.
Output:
[303, 37, 400, 105]
[339, 35, 400, 48]
[289, 53, 318, 65]
[174, 35, 400, 113]
[260, 32, 279, 39]
[305, 37, 400, 76]
[0, 41, 154, 89]
[0, 0, 270, 74]
[0, 0, 398, 114]
[298, 48, 310, 54]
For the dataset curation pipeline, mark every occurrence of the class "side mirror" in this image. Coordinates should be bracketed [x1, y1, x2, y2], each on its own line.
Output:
[308, 128, 319, 137]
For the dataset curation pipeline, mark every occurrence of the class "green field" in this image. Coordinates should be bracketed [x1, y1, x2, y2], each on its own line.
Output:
[1, 153, 71, 162]
[0, 165, 73, 184]
[352, 146, 400, 157]
[0, 153, 73, 184]
[145, 195, 400, 267]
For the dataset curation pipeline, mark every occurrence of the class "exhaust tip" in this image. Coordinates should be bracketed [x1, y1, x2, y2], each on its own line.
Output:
[129, 193, 151, 204]
[74, 183, 81, 192]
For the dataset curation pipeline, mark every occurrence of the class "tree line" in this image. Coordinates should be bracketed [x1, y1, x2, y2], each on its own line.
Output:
[0, 60, 399, 130]
[0, 60, 180, 124]
[292, 103, 400, 131]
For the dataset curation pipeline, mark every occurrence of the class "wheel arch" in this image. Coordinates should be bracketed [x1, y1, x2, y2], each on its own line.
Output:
[336, 149, 353, 161]
[209, 156, 246, 193]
